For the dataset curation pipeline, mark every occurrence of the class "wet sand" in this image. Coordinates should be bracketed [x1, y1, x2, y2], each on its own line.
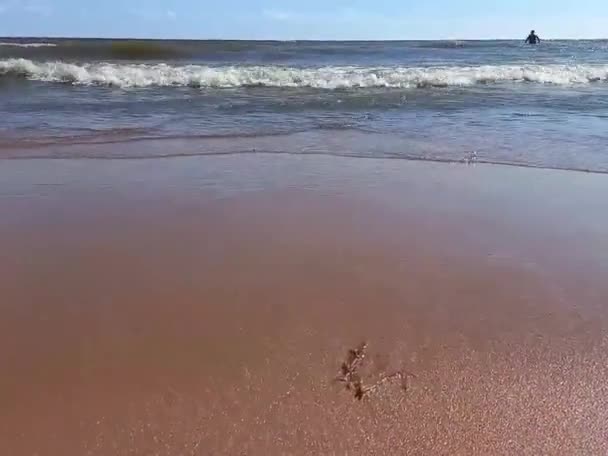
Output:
[1, 155, 608, 455]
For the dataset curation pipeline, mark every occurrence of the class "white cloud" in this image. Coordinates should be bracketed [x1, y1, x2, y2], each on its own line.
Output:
[260, 8, 403, 27]
[253, 8, 422, 40]
[262, 9, 292, 21]
[0, 0, 14, 14]
[23, 1, 52, 16]
[129, 8, 148, 19]
[0, 0, 52, 16]
[129, 7, 179, 22]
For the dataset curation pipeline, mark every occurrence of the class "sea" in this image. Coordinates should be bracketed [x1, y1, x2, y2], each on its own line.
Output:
[1, 38, 608, 172]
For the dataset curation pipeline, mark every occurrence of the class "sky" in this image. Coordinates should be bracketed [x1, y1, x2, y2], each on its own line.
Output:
[1, 0, 607, 40]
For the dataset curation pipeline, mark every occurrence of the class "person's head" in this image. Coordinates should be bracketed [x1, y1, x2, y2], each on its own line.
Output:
[531, 30, 535, 34]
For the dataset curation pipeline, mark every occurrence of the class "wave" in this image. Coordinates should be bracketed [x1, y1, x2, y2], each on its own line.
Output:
[0, 42, 57, 48]
[416, 40, 466, 49]
[0, 40, 264, 61]
[2, 59, 608, 88]
[107, 41, 182, 59]
[0, 40, 185, 60]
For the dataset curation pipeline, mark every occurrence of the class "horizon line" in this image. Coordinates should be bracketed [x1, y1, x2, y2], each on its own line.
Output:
[2, 35, 608, 42]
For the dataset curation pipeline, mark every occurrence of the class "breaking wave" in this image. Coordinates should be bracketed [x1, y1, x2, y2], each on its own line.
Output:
[2, 59, 608, 88]
[0, 42, 57, 48]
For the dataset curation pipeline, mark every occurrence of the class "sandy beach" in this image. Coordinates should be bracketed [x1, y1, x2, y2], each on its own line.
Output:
[2, 154, 608, 455]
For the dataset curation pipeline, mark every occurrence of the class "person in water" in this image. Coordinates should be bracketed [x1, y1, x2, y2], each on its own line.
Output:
[525, 30, 541, 44]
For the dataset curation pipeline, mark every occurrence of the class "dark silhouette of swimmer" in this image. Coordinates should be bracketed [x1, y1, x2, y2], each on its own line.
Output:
[525, 30, 541, 44]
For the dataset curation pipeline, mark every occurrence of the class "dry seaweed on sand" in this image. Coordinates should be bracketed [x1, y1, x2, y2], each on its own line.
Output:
[336, 341, 368, 390]
[335, 342, 416, 401]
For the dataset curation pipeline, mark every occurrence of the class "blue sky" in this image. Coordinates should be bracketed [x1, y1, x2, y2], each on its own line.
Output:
[1, 0, 607, 39]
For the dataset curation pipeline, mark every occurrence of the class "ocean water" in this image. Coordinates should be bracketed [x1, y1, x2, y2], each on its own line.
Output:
[1, 38, 608, 171]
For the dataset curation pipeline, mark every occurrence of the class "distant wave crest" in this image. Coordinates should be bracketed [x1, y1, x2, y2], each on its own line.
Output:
[0, 42, 57, 48]
[1, 59, 608, 88]
[416, 40, 466, 49]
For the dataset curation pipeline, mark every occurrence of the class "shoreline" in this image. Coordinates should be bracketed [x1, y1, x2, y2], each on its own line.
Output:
[4, 150, 608, 177]
[2, 135, 608, 176]
[2, 154, 608, 454]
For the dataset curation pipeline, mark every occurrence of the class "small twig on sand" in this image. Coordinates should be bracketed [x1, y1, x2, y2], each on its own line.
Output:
[336, 342, 415, 401]
[361, 370, 417, 398]
[335, 342, 368, 390]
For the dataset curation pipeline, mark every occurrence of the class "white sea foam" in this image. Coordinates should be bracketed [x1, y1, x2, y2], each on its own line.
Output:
[0, 42, 57, 48]
[1, 58, 608, 88]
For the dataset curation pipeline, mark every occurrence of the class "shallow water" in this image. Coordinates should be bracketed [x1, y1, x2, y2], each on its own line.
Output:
[1, 38, 608, 172]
